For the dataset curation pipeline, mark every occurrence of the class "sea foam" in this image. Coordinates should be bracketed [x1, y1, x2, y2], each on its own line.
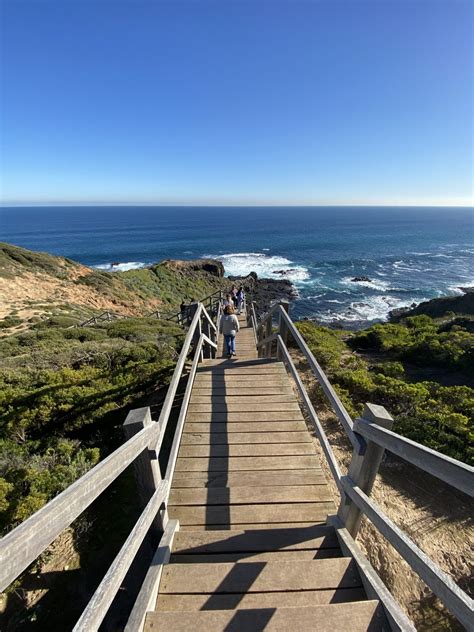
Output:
[204, 252, 311, 283]
[94, 261, 147, 272]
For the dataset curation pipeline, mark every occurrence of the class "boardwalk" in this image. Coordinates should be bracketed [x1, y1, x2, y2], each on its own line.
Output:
[145, 314, 389, 630]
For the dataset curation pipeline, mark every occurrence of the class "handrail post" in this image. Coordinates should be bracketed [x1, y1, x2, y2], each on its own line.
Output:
[123, 407, 167, 536]
[264, 312, 273, 358]
[188, 302, 203, 361]
[337, 403, 393, 537]
[202, 314, 212, 359]
[276, 301, 289, 360]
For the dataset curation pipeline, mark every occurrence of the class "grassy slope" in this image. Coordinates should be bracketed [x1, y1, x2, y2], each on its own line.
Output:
[295, 313, 473, 464]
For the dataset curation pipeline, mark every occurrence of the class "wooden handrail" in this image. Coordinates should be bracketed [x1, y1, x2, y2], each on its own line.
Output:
[277, 305, 359, 448]
[256, 302, 473, 630]
[0, 423, 158, 590]
[73, 481, 168, 631]
[354, 417, 474, 497]
[277, 336, 343, 489]
[0, 301, 218, 612]
[341, 478, 474, 629]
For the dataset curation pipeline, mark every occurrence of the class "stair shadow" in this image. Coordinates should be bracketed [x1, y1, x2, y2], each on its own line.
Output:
[205, 361, 230, 529]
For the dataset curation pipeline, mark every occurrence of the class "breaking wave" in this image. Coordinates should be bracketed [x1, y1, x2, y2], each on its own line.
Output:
[94, 261, 147, 272]
[204, 252, 311, 283]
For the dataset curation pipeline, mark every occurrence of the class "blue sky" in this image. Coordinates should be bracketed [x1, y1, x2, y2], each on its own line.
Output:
[0, 0, 472, 206]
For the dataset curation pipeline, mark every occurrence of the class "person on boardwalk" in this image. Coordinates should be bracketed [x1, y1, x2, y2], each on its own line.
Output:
[230, 284, 238, 308]
[236, 286, 245, 315]
[220, 304, 240, 358]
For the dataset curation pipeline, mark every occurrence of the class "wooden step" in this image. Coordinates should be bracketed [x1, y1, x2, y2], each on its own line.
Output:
[193, 376, 288, 384]
[187, 402, 301, 413]
[191, 387, 294, 396]
[168, 502, 334, 527]
[169, 484, 331, 505]
[146, 602, 385, 631]
[155, 588, 367, 611]
[170, 549, 344, 562]
[171, 470, 325, 488]
[177, 443, 315, 458]
[175, 455, 321, 472]
[189, 395, 297, 405]
[159, 558, 361, 593]
[180, 431, 311, 444]
[185, 411, 304, 422]
[184, 421, 307, 433]
[171, 525, 339, 553]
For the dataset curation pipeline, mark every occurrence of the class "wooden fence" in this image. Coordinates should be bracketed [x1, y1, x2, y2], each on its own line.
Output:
[0, 301, 221, 631]
[254, 301, 474, 630]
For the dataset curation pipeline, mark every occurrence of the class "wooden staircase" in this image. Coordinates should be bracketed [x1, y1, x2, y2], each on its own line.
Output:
[3, 301, 470, 631]
[144, 313, 391, 630]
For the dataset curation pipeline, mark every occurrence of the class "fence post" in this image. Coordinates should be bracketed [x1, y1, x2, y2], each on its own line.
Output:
[337, 403, 393, 537]
[202, 316, 211, 359]
[264, 312, 273, 358]
[188, 302, 202, 361]
[123, 407, 167, 536]
[277, 301, 289, 360]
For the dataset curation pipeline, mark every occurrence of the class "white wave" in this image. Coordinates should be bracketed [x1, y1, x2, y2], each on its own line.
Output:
[448, 285, 466, 296]
[204, 252, 311, 283]
[95, 261, 147, 272]
[341, 276, 390, 291]
[316, 295, 422, 324]
[303, 293, 325, 300]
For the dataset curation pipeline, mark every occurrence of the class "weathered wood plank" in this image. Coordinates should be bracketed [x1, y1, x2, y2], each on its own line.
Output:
[177, 443, 315, 458]
[0, 422, 159, 591]
[124, 519, 179, 632]
[168, 503, 334, 526]
[187, 402, 301, 412]
[160, 558, 360, 593]
[169, 485, 331, 506]
[191, 387, 293, 396]
[178, 521, 328, 530]
[170, 549, 343, 563]
[328, 515, 415, 632]
[193, 375, 287, 383]
[146, 602, 384, 632]
[73, 482, 167, 631]
[342, 477, 474, 629]
[180, 431, 311, 444]
[190, 395, 296, 404]
[175, 455, 321, 472]
[184, 421, 307, 433]
[155, 587, 366, 611]
[355, 417, 474, 497]
[171, 525, 338, 553]
[185, 411, 304, 422]
[171, 469, 324, 488]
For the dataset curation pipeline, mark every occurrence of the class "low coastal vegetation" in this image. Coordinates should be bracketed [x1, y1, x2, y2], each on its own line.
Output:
[296, 314, 473, 465]
[0, 243, 472, 629]
[0, 244, 230, 536]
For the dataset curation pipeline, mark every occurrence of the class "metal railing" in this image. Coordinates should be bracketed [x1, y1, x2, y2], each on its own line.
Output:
[0, 301, 219, 631]
[253, 301, 474, 630]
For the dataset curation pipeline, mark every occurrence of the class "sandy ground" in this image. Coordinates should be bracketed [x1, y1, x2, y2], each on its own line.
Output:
[289, 349, 473, 631]
[0, 269, 156, 334]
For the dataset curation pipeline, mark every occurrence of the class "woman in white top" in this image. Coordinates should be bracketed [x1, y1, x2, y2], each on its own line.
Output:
[220, 304, 240, 358]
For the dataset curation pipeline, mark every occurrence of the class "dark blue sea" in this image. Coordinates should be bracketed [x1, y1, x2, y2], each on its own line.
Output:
[1, 206, 473, 327]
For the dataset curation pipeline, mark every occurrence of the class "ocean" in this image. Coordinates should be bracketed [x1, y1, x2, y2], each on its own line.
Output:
[1, 206, 473, 328]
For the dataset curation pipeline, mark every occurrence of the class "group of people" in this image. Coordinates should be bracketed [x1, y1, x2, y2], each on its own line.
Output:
[220, 285, 245, 358]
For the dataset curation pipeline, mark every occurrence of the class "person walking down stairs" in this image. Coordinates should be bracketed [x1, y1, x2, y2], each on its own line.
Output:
[220, 304, 240, 358]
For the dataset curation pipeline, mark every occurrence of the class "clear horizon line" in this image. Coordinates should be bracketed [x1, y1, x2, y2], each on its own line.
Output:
[1, 201, 473, 209]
